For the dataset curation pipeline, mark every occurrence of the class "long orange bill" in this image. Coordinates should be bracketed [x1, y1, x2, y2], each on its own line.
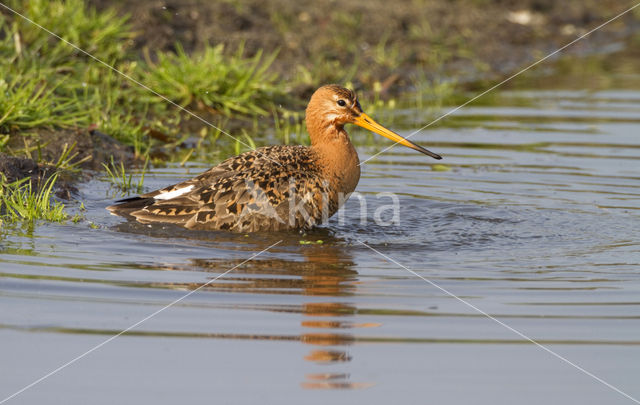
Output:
[353, 113, 442, 160]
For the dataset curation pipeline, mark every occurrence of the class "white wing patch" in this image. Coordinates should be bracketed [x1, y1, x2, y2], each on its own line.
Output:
[154, 185, 194, 200]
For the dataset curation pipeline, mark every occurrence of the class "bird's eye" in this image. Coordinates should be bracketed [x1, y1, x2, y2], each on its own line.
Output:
[337, 99, 346, 107]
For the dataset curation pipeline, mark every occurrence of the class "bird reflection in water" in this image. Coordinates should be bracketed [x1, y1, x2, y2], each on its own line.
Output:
[188, 235, 377, 390]
[112, 222, 377, 389]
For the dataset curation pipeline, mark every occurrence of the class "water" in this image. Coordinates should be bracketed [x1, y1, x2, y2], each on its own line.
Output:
[2, 78, 640, 402]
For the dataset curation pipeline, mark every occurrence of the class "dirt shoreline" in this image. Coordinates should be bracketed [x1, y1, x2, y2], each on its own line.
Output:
[0, 128, 135, 198]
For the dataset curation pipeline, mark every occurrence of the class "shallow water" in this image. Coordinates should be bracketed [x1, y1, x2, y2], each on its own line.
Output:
[2, 80, 640, 403]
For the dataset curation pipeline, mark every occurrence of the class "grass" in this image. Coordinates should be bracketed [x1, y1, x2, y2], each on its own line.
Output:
[0, 173, 67, 223]
[50, 142, 92, 171]
[83, 70, 156, 157]
[0, 69, 85, 131]
[0, 0, 150, 151]
[16, 139, 92, 171]
[272, 109, 306, 145]
[7, 0, 132, 65]
[140, 42, 284, 116]
[103, 155, 148, 195]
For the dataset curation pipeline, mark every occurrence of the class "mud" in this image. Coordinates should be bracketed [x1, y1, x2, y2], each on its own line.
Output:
[1, 128, 135, 197]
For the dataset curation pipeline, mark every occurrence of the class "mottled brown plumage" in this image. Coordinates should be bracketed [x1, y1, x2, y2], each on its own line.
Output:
[107, 85, 441, 232]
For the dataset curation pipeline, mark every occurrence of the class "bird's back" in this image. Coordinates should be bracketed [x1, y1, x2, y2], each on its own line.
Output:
[107, 145, 333, 232]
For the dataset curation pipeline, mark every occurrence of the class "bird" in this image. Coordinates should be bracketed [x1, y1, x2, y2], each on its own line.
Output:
[107, 84, 442, 232]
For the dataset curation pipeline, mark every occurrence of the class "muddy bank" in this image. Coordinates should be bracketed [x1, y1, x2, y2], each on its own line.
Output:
[1, 129, 135, 196]
[0, 153, 43, 184]
[89, 0, 639, 93]
[7, 128, 135, 170]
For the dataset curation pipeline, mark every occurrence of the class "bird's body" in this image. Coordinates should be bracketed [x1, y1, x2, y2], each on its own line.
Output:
[107, 85, 440, 232]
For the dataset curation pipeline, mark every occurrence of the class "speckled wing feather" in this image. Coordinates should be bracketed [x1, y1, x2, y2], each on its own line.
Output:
[109, 145, 332, 232]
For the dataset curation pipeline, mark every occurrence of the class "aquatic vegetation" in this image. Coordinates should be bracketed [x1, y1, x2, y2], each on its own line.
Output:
[50, 141, 92, 171]
[431, 164, 451, 172]
[409, 73, 457, 114]
[272, 110, 306, 145]
[299, 240, 324, 245]
[0, 173, 67, 223]
[102, 155, 148, 195]
[233, 130, 257, 155]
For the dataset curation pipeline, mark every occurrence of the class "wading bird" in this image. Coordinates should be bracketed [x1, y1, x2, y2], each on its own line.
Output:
[107, 85, 441, 232]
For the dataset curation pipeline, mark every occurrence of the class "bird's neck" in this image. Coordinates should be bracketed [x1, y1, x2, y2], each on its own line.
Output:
[310, 127, 361, 196]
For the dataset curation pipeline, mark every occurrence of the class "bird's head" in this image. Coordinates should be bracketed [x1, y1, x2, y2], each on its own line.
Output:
[306, 84, 441, 159]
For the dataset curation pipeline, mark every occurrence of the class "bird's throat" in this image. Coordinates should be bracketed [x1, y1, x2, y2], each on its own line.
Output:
[311, 129, 361, 197]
